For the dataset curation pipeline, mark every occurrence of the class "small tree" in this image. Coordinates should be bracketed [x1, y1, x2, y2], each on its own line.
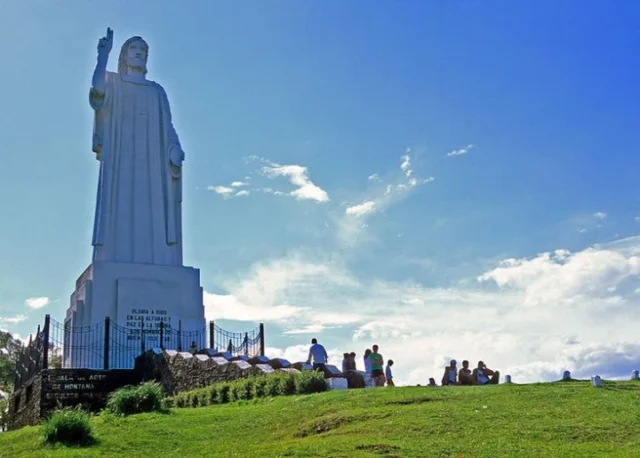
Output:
[0, 330, 23, 394]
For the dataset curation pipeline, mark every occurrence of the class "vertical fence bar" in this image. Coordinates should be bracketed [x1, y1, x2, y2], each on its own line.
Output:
[259, 323, 265, 356]
[160, 321, 164, 350]
[42, 314, 50, 370]
[177, 320, 182, 352]
[103, 317, 110, 370]
[140, 319, 145, 356]
[209, 321, 214, 349]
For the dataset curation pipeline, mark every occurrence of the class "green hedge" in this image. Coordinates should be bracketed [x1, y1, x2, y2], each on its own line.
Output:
[106, 381, 165, 416]
[166, 371, 326, 408]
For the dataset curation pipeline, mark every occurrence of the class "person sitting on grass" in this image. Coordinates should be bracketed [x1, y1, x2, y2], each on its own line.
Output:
[458, 360, 474, 385]
[428, 378, 438, 387]
[442, 359, 457, 385]
[473, 360, 500, 385]
[369, 345, 385, 386]
[385, 360, 395, 386]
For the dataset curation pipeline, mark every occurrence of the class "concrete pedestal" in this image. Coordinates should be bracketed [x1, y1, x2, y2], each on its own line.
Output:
[65, 261, 205, 368]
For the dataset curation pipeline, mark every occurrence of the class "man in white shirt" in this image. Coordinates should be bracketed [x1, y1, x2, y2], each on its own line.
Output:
[306, 338, 328, 372]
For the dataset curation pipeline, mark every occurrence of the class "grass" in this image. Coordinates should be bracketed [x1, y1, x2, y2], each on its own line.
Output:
[2, 381, 640, 457]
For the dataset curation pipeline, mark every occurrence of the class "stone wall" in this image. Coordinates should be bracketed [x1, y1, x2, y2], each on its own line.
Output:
[8, 371, 42, 430]
[135, 349, 267, 395]
[7, 368, 141, 430]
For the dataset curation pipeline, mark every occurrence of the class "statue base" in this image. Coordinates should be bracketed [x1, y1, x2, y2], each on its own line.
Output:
[65, 261, 206, 368]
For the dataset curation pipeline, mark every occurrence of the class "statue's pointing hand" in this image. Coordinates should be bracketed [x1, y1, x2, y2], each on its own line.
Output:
[97, 27, 113, 58]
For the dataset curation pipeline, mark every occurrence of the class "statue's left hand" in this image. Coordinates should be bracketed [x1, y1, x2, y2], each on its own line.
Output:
[169, 147, 185, 168]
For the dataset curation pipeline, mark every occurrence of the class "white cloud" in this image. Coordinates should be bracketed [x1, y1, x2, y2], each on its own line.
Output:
[345, 201, 376, 217]
[400, 155, 412, 177]
[235, 190, 250, 197]
[634, 215, 640, 222]
[0, 314, 27, 324]
[205, 235, 640, 385]
[478, 247, 639, 308]
[25, 296, 49, 309]
[368, 174, 380, 182]
[446, 144, 475, 157]
[593, 212, 607, 220]
[207, 186, 234, 197]
[342, 151, 433, 223]
[204, 292, 305, 322]
[262, 164, 329, 203]
[231, 181, 248, 187]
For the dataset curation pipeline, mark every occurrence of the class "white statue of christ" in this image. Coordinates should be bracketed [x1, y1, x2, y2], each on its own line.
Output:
[89, 28, 185, 266]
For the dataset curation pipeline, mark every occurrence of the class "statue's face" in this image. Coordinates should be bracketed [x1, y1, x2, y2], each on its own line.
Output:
[126, 39, 148, 70]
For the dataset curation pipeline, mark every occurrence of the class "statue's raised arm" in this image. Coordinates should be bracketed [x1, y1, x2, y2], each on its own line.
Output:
[91, 27, 113, 95]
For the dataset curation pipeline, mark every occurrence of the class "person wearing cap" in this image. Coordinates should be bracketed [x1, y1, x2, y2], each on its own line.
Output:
[442, 359, 458, 385]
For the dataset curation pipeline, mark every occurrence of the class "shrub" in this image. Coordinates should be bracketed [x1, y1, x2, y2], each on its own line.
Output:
[264, 374, 281, 397]
[277, 373, 297, 396]
[42, 407, 94, 445]
[106, 382, 164, 416]
[174, 394, 186, 408]
[207, 385, 218, 405]
[252, 376, 268, 398]
[216, 383, 231, 404]
[295, 370, 327, 394]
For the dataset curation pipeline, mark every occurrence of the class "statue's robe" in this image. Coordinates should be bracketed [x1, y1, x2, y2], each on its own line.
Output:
[90, 71, 183, 266]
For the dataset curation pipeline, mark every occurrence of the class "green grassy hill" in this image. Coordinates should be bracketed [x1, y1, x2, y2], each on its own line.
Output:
[2, 381, 640, 457]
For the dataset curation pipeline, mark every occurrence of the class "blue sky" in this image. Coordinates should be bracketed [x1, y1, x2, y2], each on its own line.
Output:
[1, 1, 639, 384]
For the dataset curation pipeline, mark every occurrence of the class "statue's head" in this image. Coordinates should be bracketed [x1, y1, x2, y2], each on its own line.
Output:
[118, 36, 149, 75]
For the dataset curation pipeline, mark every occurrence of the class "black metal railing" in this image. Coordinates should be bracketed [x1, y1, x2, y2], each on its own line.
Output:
[13, 315, 265, 390]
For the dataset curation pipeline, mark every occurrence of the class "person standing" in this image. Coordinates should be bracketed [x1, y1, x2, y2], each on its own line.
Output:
[306, 338, 328, 372]
[369, 345, 385, 387]
[385, 360, 395, 387]
[363, 349, 372, 374]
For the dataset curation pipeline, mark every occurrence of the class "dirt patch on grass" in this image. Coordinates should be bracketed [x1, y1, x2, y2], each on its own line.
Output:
[294, 414, 353, 438]
[356, 444, 401, 457]
[385, 396, 438, 406]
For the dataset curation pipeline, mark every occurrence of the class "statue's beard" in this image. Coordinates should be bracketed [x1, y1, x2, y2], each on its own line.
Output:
[127, 61, 147, 75]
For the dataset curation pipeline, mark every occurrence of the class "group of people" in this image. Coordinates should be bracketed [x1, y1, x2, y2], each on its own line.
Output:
[440, 359, 500, 386]
[306, 338, 500, 388]
[306, 338, 395, 387]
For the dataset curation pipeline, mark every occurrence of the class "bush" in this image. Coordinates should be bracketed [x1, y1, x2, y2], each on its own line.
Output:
[207, 385, 218, 405]
[216, 383, 231, 404]
[252, 376, 268, 398]
[295, 370, 327, 394]
[165, 371, 327, 408]
[42, 407, 94, 445]
[106, 382, 164, 416]
[276, 373, 297, 396]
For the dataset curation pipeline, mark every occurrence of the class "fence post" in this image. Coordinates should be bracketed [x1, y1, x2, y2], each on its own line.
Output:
[140, 319, 145, 356]
[209, 321, 214, 349]
[160, 321, 164, 350]
[104, 317, 110, 370]
[244, 332, 249, 355]
[35, 325, 41, 370]
[42, 314, 51, 370]
[259, 323, 265, 356]
[177, 320, 182, 352]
